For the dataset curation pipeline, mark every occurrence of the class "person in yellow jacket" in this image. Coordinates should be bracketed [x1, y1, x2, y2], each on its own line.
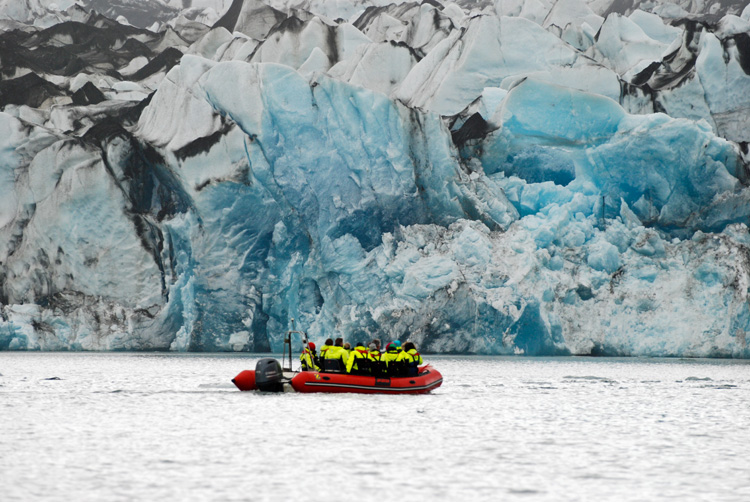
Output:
[381, 341, 402, 363]
[323, 337, 348, 371]
[346, 342, 369, 374]
[300, 342, 320, 371]
[397, 341, 423, 376]
[367, 342, 381, 361]
[381, 341, 404, 376]
[319, 338, 333, 360]
[367, 342, 384, 376]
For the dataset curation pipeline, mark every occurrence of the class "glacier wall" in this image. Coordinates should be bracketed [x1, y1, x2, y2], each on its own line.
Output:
[1, 0, 750, 357]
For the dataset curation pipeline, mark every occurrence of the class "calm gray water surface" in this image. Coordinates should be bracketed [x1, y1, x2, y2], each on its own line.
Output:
[1, 353, 748, 501]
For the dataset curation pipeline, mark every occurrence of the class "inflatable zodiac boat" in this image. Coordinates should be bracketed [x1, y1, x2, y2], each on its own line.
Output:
[232, 358, 443, 394]
[231, 324, 443, 394]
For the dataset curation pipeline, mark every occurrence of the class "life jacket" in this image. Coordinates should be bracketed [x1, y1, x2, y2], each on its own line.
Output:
[381, 347, 401, 363]
[398, 348, 422, 365]
[346, 346, 369, 373]
[325, 346, 347, 361]
[319, 344, 332, 359]
[300, 348, 319, 371]
[368, 349, 381, 361]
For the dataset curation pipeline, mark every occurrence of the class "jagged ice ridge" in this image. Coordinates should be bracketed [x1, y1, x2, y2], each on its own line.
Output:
[1, 0, 750, 357]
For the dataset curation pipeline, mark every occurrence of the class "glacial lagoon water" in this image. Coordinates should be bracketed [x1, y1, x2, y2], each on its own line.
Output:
[1, 353, 749, 502]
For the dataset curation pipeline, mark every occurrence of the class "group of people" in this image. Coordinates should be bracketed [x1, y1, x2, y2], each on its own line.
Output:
[299, 337, 424, 377]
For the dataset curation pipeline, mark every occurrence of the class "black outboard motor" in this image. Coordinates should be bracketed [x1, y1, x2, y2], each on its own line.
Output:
[255, 358, 284, 392]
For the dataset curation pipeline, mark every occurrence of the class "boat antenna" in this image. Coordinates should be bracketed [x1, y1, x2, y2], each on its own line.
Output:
[282, 318, 294, 371]
[282, 318, 309, 372]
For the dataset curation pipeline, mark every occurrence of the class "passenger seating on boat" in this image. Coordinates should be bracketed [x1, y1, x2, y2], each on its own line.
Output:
[323, 359, 345, 373]
[370, 360, 387, 377]
[319, 358, 417, 377]
[388, 360, 408, 377]
[352, 358, 371, 375]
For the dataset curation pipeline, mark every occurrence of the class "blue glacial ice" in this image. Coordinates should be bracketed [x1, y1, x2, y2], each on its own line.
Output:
[1, 1, 750, 358]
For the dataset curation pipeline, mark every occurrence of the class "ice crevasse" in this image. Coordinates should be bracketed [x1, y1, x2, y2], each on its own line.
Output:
[1, 49, 749, 357]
